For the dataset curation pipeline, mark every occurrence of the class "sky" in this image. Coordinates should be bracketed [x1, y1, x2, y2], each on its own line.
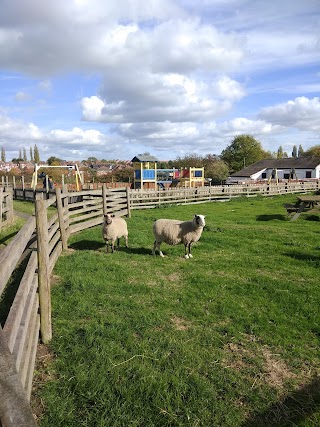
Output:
[0, 0, 319, 162]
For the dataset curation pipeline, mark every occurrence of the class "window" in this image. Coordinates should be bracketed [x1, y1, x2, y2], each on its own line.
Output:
[261, 173, 267, 179]
[306, 171, 312, 178]
[284, 173, 290, 179]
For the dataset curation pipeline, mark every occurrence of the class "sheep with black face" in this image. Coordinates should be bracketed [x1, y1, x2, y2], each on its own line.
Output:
[152, 214, 205, 259]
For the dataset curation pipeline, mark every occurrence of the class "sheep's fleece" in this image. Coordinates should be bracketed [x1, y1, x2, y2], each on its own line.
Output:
[152, 214, 205, 258]
[102, 214, 128, 253]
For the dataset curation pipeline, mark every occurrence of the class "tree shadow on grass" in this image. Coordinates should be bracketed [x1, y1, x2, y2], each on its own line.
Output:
[256, 214, 288, 221]
[241, 376, 320, 427]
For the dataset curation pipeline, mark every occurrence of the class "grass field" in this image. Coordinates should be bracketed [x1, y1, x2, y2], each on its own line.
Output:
[32, 194, 320, 426]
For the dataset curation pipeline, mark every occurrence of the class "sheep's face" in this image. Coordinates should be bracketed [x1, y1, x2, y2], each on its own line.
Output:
[194, 214, 205, 227]
[104, 214, 113, 225]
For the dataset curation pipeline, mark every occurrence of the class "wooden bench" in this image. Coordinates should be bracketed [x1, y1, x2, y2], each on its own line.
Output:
[284, 203, 299, 213]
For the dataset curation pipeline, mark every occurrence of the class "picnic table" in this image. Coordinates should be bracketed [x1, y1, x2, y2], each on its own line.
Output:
[285, 195, 320, 221]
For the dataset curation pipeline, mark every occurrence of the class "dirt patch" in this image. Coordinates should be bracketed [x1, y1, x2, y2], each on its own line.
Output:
[223, 337, 298, 390]
[50, 274, 61, 286]
[171, 316, 191, 331]
[167, 272, 181, 282]
[261, 347, 296, 389]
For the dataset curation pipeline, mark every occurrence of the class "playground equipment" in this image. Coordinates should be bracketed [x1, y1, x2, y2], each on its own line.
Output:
[132, 155, 204, 189]
[31, 164, 83, 191]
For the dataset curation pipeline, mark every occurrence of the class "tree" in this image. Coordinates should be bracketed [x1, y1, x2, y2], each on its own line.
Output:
[23, 147, 27, 161]
[34, 145, 40, 163]
[204, 159, 229, 183]
[277, 146, 283, 159]
[304, 145, 320, 157]
[173, 154, 203, 169]
[220, 134, 269, 173]
[47, 156, 62, 166]
[1, 146, 6, 162]
[19, 148, 22, 159]
[298, 144, 304, 157]
[30, 146, 34, 162]
[292, 145, 297, 158]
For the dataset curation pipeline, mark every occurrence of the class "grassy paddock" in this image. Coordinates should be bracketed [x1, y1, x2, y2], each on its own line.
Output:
[33, 194, 320, 426]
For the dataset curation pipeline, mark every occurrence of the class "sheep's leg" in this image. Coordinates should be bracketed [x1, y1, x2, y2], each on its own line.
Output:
[188, 243, 193, 258]
[152, 240, 164, 257]
[125, 235, 128, 248]
[106, 240, 109, 253]
[111, 240, 115, 253]
[184, 244, 189, 259]
[116, 237, 120, 249]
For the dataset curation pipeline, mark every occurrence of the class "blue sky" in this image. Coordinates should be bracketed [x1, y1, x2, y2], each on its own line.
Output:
[0, 0, 319, 161]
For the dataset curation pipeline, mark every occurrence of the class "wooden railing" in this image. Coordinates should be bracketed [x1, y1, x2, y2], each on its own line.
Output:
[0, 186, 130, 426]
[129, 181, 320, 209]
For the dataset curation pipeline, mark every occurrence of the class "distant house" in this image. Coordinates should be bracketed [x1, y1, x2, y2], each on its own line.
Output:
[227, 157, 320, 183]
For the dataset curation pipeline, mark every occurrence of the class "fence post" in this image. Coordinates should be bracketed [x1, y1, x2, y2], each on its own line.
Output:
[126, 187, 131, 218]
[6, 188, 14, 223]
[35, 194, 52, 344]
[102, 184, 107, 215]
[55, 188, 68, 251]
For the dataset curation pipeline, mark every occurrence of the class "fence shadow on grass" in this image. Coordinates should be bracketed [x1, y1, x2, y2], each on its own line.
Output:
[241, 376, 320, 427]
[256, 214, 287, 221]
[68, 240, 152, 256]
[0, 231, 18, 247]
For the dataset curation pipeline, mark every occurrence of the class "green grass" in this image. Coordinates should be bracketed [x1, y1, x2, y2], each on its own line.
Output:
[34, 194, 320, 426]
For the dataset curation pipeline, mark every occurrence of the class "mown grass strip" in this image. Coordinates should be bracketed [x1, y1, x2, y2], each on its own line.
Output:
[34, 194, 320, 426]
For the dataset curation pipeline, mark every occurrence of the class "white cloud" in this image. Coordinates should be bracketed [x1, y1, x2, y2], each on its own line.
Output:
[15, 91, 31, 102]
[217, 118, 284, 136]
[38, 80, 52, 92]
[0, 113, 42, 144]
[259, 97, 320, 131]
[82, 74, 245, 123]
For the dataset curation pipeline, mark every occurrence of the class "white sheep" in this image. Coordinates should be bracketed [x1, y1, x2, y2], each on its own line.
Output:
[152, 214, 206, 259]
[102, 214, 128, 253]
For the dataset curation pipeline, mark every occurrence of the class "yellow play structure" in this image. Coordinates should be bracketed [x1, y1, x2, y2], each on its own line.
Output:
[132, 155, 204, 189]
[31, 164, 83, 191]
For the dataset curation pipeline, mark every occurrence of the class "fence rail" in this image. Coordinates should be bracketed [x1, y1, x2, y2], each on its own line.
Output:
[0, 180, 319, 426]
[129, 180, 320, 209]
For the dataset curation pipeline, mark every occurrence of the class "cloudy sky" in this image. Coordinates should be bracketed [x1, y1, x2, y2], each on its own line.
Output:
[0, 0, 319, 162]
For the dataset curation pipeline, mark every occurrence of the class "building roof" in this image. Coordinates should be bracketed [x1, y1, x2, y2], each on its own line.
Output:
[231, 157, 320, 177]
[131, 155, 158, 163]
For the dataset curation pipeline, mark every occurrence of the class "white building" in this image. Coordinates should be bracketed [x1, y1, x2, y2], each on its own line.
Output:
[227, 157, 320, 184]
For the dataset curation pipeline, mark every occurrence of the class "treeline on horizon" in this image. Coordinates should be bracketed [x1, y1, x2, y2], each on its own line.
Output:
[1, 135, 320, 183]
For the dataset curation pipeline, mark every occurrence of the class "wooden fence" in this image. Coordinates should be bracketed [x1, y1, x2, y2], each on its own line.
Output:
[0, 180, 319, 425]
[0, 186, 129, 426]
[129, 180, 320, 209]
[0, 187, 14, 228]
